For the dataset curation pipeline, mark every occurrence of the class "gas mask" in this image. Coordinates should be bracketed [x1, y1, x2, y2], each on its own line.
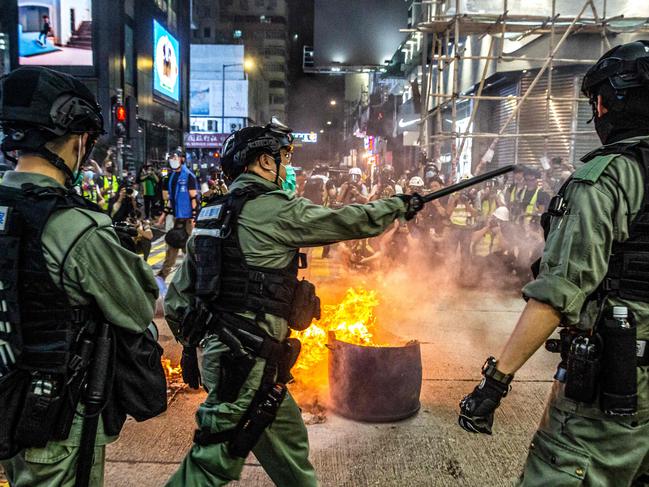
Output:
[71, 134, 85, 187]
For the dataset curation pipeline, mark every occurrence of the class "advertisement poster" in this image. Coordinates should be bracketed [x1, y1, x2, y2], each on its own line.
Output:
[153, 20, 180, 102]
[18, 0, 93, 66]
[189, 79, 248, 118]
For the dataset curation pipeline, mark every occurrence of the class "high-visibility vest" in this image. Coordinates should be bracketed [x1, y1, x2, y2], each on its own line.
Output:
[481, 198, 497, 218]
[451, 203, 472, 227]
[100, 174, 119, 209]
[82, 180, 98, 203]
[524, 187, 541, 222]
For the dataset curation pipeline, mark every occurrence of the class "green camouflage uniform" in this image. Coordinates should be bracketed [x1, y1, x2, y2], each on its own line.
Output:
[518, 137, 649, 486]
[0, 171, 159, 487]
[164, 173, 406, 486]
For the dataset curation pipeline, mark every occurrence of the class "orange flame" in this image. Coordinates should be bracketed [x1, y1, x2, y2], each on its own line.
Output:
[292, 287, 382, 391]
[161, 357, 183, 383]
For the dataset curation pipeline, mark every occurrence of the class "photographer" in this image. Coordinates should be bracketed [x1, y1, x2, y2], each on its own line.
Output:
[337, 167, 369, 205]
[109, 181, 141, 223]
[138, 163, 160, 219]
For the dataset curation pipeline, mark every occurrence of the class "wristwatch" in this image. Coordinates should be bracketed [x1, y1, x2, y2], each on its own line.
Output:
[482, 356, 514, 386]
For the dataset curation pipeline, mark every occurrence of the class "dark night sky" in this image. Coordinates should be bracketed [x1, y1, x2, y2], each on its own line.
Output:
[313, 0, 408, 67]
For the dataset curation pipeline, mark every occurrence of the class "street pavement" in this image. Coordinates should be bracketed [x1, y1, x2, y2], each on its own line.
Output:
[106, 248, 556, 487]
[2, 247, 558, 487]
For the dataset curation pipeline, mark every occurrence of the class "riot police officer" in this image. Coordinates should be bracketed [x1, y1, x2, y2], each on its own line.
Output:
[164, 122, 423, 486]
[458, 41, 649, 485]
[0, 67, 163, 486]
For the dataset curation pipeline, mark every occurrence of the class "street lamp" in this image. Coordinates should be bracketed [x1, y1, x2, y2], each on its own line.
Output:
[326, 121, 332, 126]
[330, 99, 337, 106]
[222, 57, 255, 133]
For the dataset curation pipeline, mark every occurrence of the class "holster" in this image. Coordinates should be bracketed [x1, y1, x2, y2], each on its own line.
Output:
[288, 279, 321, 331]
[0, 369, 30, 459]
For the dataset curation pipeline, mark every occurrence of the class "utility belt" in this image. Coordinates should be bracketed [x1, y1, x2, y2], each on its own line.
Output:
[545, 309, 648, 417]
[0, 309, 96, 460]
[187, 309, 301, 458]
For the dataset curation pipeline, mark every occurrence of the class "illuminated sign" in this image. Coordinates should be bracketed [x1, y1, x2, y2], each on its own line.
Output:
[153, 20, 180, 102]
[18, 0, 93, 66]
[293, 132, 318, 144]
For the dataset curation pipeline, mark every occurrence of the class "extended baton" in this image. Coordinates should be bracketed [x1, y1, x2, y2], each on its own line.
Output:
[421, 165, 515, 203]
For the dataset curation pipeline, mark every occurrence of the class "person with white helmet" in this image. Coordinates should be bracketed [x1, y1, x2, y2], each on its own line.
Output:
[408, 176, 425, 193]
[338, 166, 369, 205]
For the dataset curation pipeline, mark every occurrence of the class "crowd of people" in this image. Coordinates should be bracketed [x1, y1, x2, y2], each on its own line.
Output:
[62, 146, 574, 288]
[295, 157, 575, 288]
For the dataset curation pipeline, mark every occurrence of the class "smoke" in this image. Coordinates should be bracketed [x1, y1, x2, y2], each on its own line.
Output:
[291, 225, 543, 415]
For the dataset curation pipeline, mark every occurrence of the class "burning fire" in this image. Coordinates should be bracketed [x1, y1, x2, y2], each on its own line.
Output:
[161, 357, 183, 383]
[293, 287, 382, 390]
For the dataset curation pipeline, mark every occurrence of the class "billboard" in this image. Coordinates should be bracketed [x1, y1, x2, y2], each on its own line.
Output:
[153, 20, 180, 102]
[18, 0, 93, 66]
[189, 79, 248, 118]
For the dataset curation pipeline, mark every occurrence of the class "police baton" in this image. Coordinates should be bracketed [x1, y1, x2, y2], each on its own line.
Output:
[421, 165, 515, 203]
[75, 322, 111, 487]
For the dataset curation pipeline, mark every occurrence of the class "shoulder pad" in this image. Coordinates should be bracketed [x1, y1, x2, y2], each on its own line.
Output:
[265, 189, 295, 200]
[572, 154, 619, 184]
[68, 207, 112, 228]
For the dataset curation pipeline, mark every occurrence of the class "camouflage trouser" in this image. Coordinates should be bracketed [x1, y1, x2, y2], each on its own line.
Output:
[518, 404, 649, 486]
[165, 336, 317, 487]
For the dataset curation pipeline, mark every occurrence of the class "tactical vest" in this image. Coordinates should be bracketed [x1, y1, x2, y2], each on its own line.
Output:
[193, 183, 302, 320]
[540, 140, 649, 302]
[0, 183, 100, 452]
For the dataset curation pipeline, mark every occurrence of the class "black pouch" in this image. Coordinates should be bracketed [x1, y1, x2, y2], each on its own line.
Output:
[600, 314, 638, 416]
[564, 336, 601, 403]
[15, 373, 65, 448]
[194, 235, 222, 298]
[0, 369, 30, 459]
[288, 279, 321, 331]
[165, 226, 189, 250]
[113, 327, 167, 422]
[278, 338, 301, 384]
[218, 352, 256, 403]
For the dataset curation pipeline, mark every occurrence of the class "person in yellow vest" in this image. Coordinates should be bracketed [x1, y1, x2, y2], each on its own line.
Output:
[99, 158, 120, 210]
[447, 178, 480, 282]
[506, 167, 526, 220]
[80, 167, 103, 205]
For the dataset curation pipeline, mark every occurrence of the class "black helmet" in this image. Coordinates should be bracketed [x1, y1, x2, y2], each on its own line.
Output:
[0, 67, 104, 185]
[582, 41, 649, 100]
[221, 120, 293, 182]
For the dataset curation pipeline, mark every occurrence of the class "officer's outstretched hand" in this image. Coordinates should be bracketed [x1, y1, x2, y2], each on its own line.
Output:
[397, 193, 424, 221]
[458, 375, 510, 435]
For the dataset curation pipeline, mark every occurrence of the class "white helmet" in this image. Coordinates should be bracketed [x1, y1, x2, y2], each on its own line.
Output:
[348, 167, 362, 176]
[492, 206, 510, 222]
[408, 176, 424, 188]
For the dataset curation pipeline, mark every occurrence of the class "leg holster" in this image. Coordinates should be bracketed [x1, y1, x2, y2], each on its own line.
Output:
[193, 313, 301, 458]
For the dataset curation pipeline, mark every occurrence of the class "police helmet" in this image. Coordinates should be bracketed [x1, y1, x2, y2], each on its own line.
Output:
[221, 121, 293, 182]
[581, 40, 649, 126]
[0, 67, 104, 184]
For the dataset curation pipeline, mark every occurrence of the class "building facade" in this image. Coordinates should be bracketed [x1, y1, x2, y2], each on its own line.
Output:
[1, 0, 191, 170]
[192, 0, 290, 125]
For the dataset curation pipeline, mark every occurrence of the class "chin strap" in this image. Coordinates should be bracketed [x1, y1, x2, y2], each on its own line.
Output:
[35, 146, 76, 187]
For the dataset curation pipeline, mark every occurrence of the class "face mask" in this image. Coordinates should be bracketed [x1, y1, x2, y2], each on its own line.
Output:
[169, 158, 181, 169]
[84, 170, 94, 180]
[282, 165, 297, 193]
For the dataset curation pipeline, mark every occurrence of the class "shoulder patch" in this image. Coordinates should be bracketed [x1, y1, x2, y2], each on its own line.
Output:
[572, 154, 619, 183]
[0, 205, 10, 233]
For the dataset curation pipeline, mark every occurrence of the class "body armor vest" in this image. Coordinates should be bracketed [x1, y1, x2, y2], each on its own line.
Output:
[0, 183, 98, 374]
[540, 140, 649, 302]
[194, 183, 302, 320]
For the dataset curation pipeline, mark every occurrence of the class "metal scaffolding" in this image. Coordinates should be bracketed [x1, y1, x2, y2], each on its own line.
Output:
[409, 0, 649, 177]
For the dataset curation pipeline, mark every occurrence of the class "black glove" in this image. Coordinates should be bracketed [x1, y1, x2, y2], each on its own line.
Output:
[181, 346, 202, 390]
[458, 376, 509, 434]
[397, 193, 425, 221]
[459, 357, 513, 435]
